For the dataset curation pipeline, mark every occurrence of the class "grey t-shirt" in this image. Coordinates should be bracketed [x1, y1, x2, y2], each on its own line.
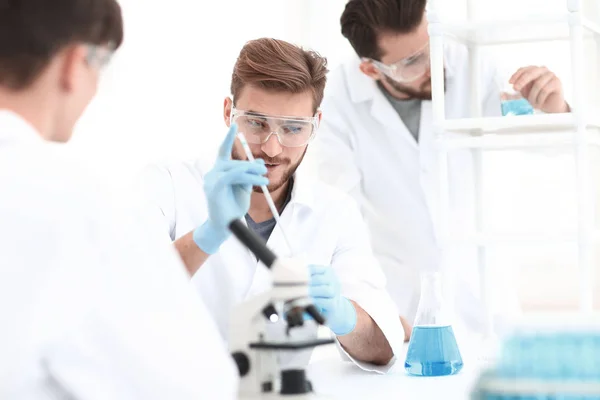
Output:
[245, 178, 294, 242]
[379, 82, 422, 142]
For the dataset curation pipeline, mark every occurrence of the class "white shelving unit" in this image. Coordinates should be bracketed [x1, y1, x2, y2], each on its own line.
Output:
[441, 14, 600, 45]
[427, 0, 600, 334]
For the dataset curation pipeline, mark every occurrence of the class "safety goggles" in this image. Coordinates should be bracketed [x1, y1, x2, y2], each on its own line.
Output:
[230, 108, 319, 148]
[364, 42, 430, 83]
[85, 42, 116, 71]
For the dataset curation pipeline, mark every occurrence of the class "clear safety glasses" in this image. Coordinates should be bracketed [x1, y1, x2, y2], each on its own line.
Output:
[85, 42, 116, 71]
[230, 108, 319, 148]
[365, 42, 430, 83]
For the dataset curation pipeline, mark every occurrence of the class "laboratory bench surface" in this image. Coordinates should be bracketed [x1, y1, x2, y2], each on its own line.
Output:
[306, 343, 485, 400]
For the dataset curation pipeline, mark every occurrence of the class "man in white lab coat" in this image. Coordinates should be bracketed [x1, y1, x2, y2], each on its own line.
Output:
[0, 1, 237, 398]
[136, 38, 407, 374]
[316, 0, 571, 334]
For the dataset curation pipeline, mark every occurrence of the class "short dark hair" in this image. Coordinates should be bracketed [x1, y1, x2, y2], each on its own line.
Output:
[0, 0, 124, 90]
[341, 0, 427, 60]
[231, 38, 328, 113]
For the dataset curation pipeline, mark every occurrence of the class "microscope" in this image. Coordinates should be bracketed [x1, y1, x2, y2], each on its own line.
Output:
[228, 220, 335, 399]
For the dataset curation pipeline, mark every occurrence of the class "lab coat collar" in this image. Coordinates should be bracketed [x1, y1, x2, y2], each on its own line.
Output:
[0, 109, 43, 145]
[288, 161, 316, 210]
[344, 44, 457, 106]
[344, 54, 381, 105]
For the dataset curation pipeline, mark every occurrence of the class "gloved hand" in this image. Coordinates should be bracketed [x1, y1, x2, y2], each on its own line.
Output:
[193, 124, 268, 254]
[308, 265, 357, 336]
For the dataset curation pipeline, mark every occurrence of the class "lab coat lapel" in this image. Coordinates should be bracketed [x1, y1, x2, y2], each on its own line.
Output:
[264, 208, 295, 260]
[242, 166, 317, 300]
[243, 203, 295, 300]
[369, 90, 419, 151]
[345, 58, 419, 151]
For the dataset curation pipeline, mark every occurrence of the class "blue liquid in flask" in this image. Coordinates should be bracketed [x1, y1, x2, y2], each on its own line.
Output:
[501, 98, 534, 116]
[405, 325, 463, 376]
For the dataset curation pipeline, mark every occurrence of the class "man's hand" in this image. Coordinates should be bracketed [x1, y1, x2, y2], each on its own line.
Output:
[308, 265, 357, 336]
[510, 66, 570, 113]
[192, 124, 268, 254]
[400, 316, 412, 342]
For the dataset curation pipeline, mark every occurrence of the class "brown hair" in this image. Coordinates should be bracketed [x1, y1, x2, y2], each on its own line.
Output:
[0, 0, 124, 90]
[230, 38, 328, 113]
[341, 0, 427, 61]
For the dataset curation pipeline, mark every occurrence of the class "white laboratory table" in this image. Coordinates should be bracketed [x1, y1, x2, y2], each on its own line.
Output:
[306, 343, 486, 400]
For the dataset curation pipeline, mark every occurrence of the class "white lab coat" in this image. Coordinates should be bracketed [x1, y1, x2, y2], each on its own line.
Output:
[315, 42, 518, 334]
[135, 157, 406, 373]
[0, 111, 238, 399]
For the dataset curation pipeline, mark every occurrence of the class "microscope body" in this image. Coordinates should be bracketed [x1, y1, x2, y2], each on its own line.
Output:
[229, 258, 333, 399]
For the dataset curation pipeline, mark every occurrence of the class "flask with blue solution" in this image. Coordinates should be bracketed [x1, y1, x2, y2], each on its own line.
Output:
[501, 94, 534, 116]
[405, 272, 463, 377]
[499, 77, 534, 116]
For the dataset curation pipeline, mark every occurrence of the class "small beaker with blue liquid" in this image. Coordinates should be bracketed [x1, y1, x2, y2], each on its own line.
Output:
[499, 78, 534, 116]
[405, 272, 463, 377]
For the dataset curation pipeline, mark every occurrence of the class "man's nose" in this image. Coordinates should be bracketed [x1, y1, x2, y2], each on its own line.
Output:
[261, 132, 283, 158]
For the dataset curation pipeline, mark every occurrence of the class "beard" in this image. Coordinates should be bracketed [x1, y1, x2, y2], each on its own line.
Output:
[231, 147, 307, 193]
[383, 70, 447, 101]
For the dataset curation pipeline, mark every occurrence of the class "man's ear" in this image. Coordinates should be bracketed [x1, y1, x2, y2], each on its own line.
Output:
[359, 60, 382, 81]
[223, 97, 233, 127]
[59, 44, 89, 92]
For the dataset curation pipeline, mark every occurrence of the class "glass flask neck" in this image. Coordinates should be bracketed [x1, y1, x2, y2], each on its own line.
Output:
[413, 272, 450, 327]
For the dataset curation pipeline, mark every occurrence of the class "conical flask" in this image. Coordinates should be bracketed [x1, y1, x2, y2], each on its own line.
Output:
[405, 271, 463, 376]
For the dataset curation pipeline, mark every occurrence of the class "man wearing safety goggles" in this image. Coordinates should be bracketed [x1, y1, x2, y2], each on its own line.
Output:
[316, 0, 569, 338]
[136, 38, 406, 373]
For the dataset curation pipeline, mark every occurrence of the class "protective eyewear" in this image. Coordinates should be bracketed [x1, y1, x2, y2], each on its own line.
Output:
[364, 42, 430, 83]
[85, 42, 116, 71]
[230, 108, 319, 148]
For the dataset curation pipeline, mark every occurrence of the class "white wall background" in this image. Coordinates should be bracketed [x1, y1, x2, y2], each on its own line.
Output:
[68, 0, 600, 311]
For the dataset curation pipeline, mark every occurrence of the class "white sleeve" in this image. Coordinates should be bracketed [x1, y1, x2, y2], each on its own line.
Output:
[330, 197, 406, 374]
[49, 196, 238, 400]
[132, 164, 177, 241]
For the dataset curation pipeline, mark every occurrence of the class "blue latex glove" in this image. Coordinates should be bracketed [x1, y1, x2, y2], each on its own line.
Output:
[308, 265, 357, 336]
[193, 124, 269, 254]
